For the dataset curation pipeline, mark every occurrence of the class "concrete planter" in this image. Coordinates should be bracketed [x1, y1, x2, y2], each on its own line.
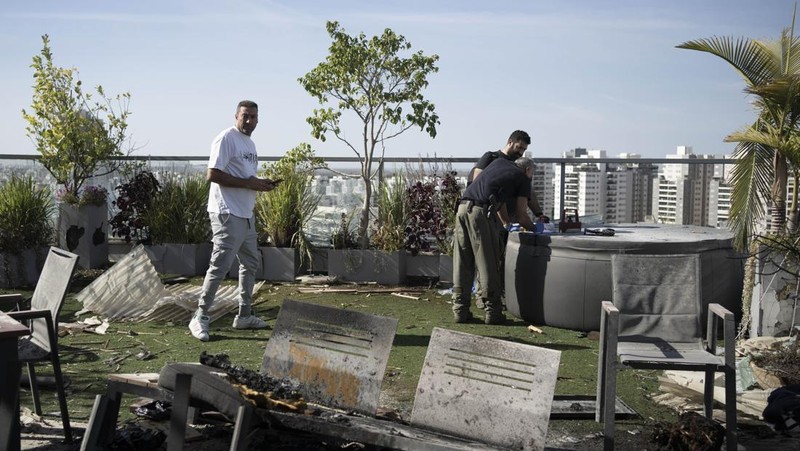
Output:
[108, 240, 135, 263]
[309, 247, 329, 274]
[751, 249, 800, 337]
[57, 202, 109, 269]
[227, 247, 307, 281]
[0, 247, 47, 289]
[327, 249, 406, 285]
[438, 254, 453, 284]
[145, 243, 211, 276]
[406, 252, 440, 278]
[260, 247, 305, 282]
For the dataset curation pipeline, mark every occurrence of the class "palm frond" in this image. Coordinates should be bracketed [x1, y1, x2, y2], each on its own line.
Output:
[729, 141, 774, 249]
[677, 36, 780, 87]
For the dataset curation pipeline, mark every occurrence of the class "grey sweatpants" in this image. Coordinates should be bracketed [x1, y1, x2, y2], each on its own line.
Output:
[198, 213, 261, 316]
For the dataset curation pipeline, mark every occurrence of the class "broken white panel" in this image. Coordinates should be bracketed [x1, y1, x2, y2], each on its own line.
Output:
[659, 370, 769, 419]
[76, 244, 263, 323]
[411, 327, 561, 451]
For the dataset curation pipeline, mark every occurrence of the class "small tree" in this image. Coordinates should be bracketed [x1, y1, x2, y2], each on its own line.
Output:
[299, 21, 439, 248]
[22, 34, 131, 201]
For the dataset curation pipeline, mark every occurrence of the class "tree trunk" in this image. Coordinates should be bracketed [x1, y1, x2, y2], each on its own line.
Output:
[770, 154, 788, 233]
[358, 177, 372, 249]
[770, 198, 787, 233]
[787, 206, 798, 234]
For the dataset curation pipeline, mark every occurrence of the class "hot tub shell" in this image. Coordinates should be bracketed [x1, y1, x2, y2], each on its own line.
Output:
[504, 224, 744, 331]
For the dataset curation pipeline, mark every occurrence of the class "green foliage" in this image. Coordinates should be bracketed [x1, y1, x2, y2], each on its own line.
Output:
[298, 21, 439, 248]
[56, 184, 109, 207]
[110, 170, 161, 244]
[22, 34, 131, 201]
[403, 159, 462, 256]
[678, 16, 800, 249]
[0, 174, 55, 254]
[372, 172, 407, 252]
[145, 173, 210, 244]
[330, 212, 359, 249]
[256, 143, 324, 267]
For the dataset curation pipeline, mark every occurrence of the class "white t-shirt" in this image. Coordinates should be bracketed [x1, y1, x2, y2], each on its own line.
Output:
[207, 126, 259, 219]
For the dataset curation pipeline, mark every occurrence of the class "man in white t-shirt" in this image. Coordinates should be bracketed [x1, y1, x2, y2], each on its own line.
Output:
[189, 100, 279, 342]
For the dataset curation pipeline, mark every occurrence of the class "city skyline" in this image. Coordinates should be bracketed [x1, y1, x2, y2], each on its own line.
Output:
[1, 144, 738, 229]
[0, 1, 794, 160]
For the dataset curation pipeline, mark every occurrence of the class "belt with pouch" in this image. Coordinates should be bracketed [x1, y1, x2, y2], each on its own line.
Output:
[460, 199, 489, 209]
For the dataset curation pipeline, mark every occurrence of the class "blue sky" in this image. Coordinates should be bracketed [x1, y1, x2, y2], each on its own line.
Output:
[0, 1, 795, 160]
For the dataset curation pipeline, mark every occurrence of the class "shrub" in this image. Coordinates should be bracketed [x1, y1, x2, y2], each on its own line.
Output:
[331, 212, 359, 250]
[0, 174, 55, 255]
[402, 166, 461, 256]
[56, 184, 109, 207]
[110, 170, 160, 243]
[372, 171, 407, 252]
[256, 143, 324, 263]
[145, 173, 210, 244]
[434, 171, 461, 256]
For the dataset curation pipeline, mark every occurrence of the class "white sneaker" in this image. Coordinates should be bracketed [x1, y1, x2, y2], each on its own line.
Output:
[232, 315, 268, 329]
[189, 313, 210, 341]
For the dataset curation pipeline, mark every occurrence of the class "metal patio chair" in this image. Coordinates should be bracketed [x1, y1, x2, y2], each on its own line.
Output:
[596, 254, 736, 451]
[2, 247, 79, 443]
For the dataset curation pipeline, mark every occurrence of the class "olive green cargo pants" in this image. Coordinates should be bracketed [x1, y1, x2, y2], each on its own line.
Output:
[451, 202, 503, 316]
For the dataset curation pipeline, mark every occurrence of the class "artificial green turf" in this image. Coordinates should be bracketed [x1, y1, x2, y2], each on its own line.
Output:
[5, 278, 677, 436]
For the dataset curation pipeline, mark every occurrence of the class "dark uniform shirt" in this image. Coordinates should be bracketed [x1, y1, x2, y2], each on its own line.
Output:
[462, 157, 529, 208]
[466, 150, 513, 186]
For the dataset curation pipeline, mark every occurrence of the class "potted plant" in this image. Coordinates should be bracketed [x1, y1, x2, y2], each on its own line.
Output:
[328, 172, 408, 285]
[0, 175, 55, 288]
[109, 169, 160, 248]
[252, 143, 324, 281]
[435, 171, 462, 284]
[142, 173, 211, 276]
[299, 21, 439, 250]
[54, 184, 110, 269]
[401, 162, 461, 283]
[22, 35, 131, 269]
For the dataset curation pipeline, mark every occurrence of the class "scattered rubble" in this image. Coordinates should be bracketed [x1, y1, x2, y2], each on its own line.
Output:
[651, 411, 725, 451]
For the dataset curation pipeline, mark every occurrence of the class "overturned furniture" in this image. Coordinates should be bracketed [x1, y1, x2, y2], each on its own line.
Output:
[82, 299, 563, 450]
[596, 254, 736, 451]
[81, 298, 399, 450]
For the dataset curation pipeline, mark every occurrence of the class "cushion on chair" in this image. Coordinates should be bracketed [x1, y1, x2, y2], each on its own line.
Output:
[612, 254, 703, 344]
[157, 363, 244, 418]
[617, 342, 725, 366]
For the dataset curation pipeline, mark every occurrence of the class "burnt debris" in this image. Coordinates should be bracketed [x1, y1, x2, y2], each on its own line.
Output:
[199, 351, 303, 401]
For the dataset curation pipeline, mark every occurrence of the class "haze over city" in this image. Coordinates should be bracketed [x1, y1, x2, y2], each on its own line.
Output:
[0, 0, 794, 160]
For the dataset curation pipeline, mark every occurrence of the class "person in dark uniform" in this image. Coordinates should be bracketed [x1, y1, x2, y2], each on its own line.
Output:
[453, 132, 537, 324]
[466, 130, 528, 186]
[468, 131, 544, 218]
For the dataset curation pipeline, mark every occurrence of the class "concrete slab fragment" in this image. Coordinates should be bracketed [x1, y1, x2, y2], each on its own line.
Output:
[411, 327, 561, 451]
[261, 299, 398, 415]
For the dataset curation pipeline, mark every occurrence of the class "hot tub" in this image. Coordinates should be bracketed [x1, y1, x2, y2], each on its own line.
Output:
[504, 224, 744, 331]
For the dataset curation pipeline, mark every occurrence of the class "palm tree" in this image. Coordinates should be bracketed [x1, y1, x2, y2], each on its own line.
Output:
[677, 13, 800, 249]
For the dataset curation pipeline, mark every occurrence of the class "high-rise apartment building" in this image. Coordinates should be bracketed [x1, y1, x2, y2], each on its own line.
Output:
[652, 146, 718, 226]
[532, 160, 555, 219]
[553, 148, 606, 221]
[549, 148, 656, 223]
